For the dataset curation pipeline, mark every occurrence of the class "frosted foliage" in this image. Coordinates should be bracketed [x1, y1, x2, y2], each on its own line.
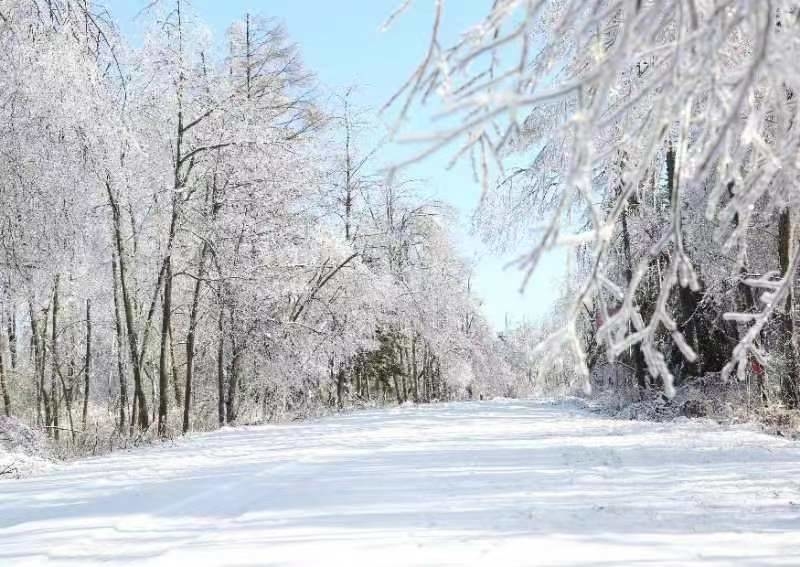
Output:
[0, 0, 514, 442]
[392, 0, 800, 396]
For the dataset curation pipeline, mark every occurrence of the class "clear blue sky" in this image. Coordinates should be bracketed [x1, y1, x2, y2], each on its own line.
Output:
[106, 0, 565, 330]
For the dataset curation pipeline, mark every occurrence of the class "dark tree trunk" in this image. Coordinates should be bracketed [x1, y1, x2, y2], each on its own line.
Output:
[411, 338, 419, 403]
[217, 306, 225, 426]
[29, 302, 43, 427]
[0, 346, 9, 417]
[82, 299, 91, 429]
[665, 145, 702, 379]
[158, 187, 181, 438]
[106, 180, 149, 431]
[354, 358, 362, 400]
[6, 309, 16, 370]
[620, 205, 648, 390]
[169, 321, 181, 409]
[63, 341, 76, 443]
[158, 258, 173, 437]
[336, 365, 346, 409]
[183, 243, 208, 434]
[362, 362, 372, 402]
[111, 250, 128, 432]
[50, 276, 60, 441]
[226, 347, 243, 424]
[778, 209, 800, 408]
[392, 373, 403, 404]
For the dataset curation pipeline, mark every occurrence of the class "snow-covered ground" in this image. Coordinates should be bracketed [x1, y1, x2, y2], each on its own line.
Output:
[1, 399, 800, 566]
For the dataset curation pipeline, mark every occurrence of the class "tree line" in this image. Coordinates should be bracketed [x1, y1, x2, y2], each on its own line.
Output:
[0, 0, 521, 449]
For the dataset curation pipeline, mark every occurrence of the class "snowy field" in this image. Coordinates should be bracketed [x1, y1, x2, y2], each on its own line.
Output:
[1, 400, 800, 566]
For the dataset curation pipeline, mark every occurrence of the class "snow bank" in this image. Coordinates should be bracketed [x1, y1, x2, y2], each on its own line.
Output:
[581, 375, 800, 438]
[0, 416, 53, 479]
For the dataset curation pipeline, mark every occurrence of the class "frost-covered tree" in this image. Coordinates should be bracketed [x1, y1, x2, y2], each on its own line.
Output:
[0, 0, 505, 452]
[393, 0, 800, 406]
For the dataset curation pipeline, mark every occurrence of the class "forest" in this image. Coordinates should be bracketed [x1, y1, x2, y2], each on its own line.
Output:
[2, 1, 800, 564]
[0, 0, 527, 455]
[2, 0, 800, 453]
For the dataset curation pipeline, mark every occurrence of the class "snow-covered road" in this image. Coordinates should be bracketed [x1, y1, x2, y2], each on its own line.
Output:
[1, 400, 800, 566]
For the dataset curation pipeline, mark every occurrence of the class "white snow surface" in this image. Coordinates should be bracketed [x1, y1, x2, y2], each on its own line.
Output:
[2, 399, 800, 566]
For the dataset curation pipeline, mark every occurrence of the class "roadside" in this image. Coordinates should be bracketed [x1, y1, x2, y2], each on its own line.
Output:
[577, 377, 800, 439]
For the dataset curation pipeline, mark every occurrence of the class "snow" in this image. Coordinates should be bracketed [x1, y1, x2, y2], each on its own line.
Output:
[1, 399, 800, 566]
[0, 448, 52, 480]
[0, 417, 54, 479]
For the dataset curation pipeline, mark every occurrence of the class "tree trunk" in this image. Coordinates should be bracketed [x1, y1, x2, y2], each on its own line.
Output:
[183, 243, 208, 434]
[29, 302, 44, 427]
[665, 145, 702, 379]
[158, 204, 178, 437]
[620, 204, 648, 390]
[61, 329, 79, 443]
[150, 367, 157, 426]
[111, 250, 128, 432]
[363, 360, 370, 401]
[354, 357, 361, 400]
[106, 179, 149, 431]
[82, 299, 91, 429]
[1, 308, 14, 417]
[421, 355, 427, 402]
[182, 308, 195, 434]
[130, 391, 137, 437]
[226, 346, 243, 424]
[217, 305, 226, 426]
[50, 276, 60, 441]
[0, 344, 10, 417]
[169, 320, 181, 409]
[336, 365, 346, 409]
[411, 338, 420, 403]
[6, 309, 16, 371]
[398, 346, 408, 403]
[778, 209, 800, 408]
[392, 373, 403, 404]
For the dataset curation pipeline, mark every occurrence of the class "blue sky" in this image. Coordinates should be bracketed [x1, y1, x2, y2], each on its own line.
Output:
[106, 0, 565, 330]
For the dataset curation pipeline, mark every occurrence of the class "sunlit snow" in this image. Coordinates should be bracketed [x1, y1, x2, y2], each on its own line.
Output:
[2, 400, 800, 566]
